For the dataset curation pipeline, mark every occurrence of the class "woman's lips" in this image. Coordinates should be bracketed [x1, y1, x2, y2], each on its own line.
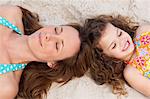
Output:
[122, 40, 130, 51]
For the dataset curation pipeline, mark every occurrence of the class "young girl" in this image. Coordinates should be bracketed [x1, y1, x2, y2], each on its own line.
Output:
[0, 5, 90, 99]
[83, 15, 150, 97]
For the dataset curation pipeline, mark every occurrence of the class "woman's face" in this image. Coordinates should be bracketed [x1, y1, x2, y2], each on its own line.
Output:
[27, 25, 80, 64]
[98, 23, 135, 61]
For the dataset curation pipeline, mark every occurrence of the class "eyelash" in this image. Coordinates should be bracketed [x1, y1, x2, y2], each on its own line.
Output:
[56, 42, 59, 51]
[110, 30, 122, 50]
[55, 27, 62, 35]
[54, 27, 58, 34]
[112, 43, 116, 49]
[118, 31, 122, 37]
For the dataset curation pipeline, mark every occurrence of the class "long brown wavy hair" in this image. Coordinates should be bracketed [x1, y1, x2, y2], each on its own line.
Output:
[17, 6, 91, 99]
[82, 15, 139, 96]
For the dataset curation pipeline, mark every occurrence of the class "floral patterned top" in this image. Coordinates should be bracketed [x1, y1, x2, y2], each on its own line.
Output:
[128, 32, 150, 79]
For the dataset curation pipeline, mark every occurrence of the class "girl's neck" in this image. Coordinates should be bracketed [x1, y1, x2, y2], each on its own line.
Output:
[124, 47, 136, 64]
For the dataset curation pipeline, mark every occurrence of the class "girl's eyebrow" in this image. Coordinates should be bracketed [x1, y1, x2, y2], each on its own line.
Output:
[116, 28, 119, 35]
[107, 28, 118, 49]
[108, 41, 114, 49]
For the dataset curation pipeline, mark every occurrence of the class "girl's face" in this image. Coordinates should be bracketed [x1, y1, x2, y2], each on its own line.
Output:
[27, 25, 80, 64]
[98, 23, 135, 61]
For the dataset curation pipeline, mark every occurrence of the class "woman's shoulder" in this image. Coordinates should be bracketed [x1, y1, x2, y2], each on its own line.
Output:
[0, 5, 22, 16]
[0, 5, 24, 34]
[0, 5, 23, 27]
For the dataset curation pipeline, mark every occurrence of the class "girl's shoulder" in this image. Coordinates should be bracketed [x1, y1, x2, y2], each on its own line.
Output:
[123, 64, 141, 83]
[135, 24, 150, 37]
[134, 25, 150, 46]
[124, 65, 150, 97]
[123, 65, 140, 76]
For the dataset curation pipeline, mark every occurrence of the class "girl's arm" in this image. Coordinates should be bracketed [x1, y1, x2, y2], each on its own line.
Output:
[124, 65, 150, 97]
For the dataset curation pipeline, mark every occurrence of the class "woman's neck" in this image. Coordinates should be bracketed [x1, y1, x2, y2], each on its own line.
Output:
[5, 34, 38, 64]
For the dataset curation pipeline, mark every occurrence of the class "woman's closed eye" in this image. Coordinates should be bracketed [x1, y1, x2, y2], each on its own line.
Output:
[55, 42, 59, 51]
[55, 41, 64, 52]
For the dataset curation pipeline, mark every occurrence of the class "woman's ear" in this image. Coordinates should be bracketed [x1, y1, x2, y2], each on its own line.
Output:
[47, 62, 56, 68]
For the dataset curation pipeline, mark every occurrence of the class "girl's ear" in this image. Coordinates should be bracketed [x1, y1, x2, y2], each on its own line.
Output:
[47, 62, 56, 68]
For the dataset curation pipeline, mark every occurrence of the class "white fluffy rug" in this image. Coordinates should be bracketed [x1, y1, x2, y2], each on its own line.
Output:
[0, 0, 149, 99]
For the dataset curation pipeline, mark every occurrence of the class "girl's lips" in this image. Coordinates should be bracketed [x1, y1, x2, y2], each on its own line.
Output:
[122, 40, 130, 51]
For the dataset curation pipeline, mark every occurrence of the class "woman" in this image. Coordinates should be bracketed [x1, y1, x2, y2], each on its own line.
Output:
[0, 5, 90, 99]
[82, 15, 150, 97]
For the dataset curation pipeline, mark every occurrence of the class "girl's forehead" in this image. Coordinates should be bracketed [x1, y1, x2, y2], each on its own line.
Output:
[99, 24, 117, 48]
[102, 24, 116, 37]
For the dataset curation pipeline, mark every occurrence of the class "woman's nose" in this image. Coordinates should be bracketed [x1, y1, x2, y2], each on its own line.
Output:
[44, 32, 51, 41]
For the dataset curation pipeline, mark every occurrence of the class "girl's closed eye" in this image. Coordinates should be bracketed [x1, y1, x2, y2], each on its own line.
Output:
[112, 43, 116, 49]
[118, 31, 122, 37]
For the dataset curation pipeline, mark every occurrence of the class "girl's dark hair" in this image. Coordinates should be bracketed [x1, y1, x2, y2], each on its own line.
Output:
[17, 6, 91, 99]
[82, 15, 139, 96]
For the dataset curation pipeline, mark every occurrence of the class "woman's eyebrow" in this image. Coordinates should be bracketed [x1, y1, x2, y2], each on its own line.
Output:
[62, 40, 64, 48]
[60, 27, 63, 33]
[55, 26, 63, 34]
